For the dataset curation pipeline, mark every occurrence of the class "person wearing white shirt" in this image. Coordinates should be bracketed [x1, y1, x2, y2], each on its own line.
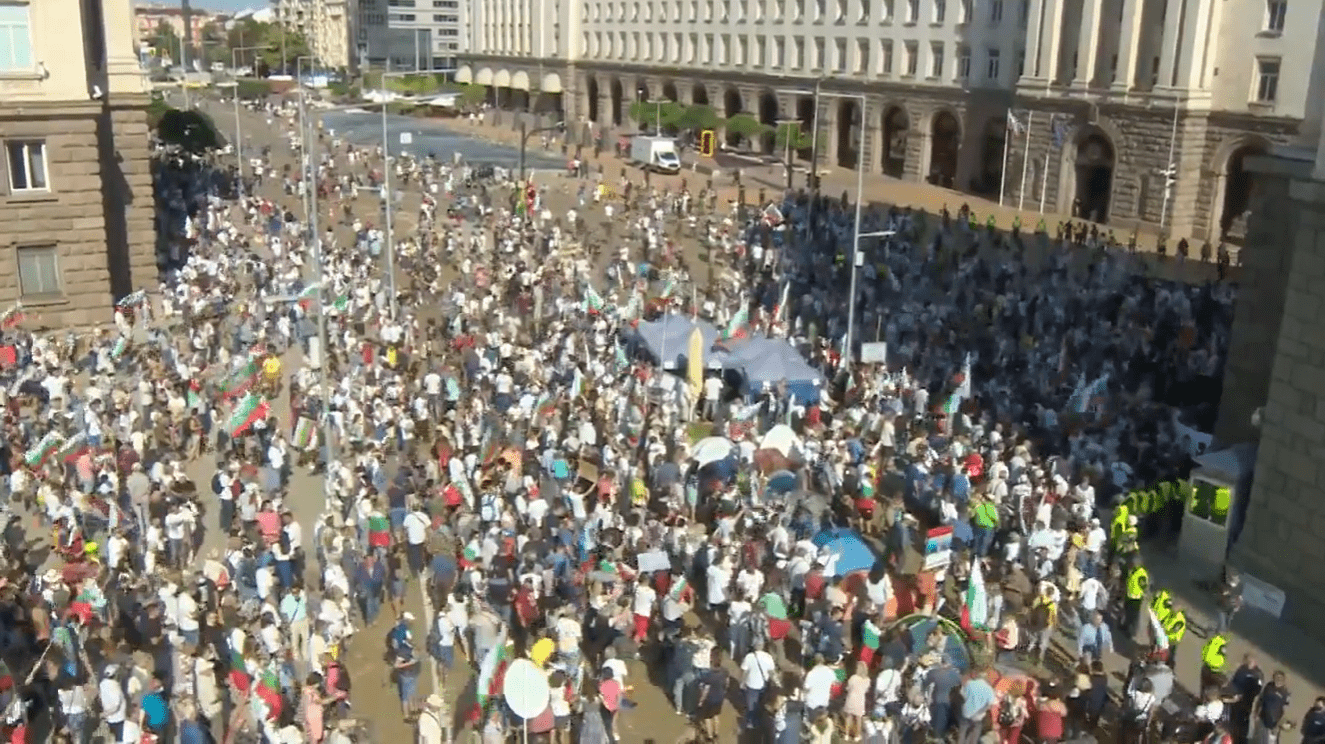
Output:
[739, 641, 776, 729]
[631, 578, 657, 643]
[803, 658, 838, 712]
[99, 667, 127, 740]
[705, 558, 731, 614]
[402, 507, 430, 574]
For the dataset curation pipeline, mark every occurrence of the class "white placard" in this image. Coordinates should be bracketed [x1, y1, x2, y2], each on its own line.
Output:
[502, 659, 551, 719]
[1240, 572, 1286, 619]
[859, 342, 888, 364]
[400, 131, 414, 145]
[636, 550, 670, 573]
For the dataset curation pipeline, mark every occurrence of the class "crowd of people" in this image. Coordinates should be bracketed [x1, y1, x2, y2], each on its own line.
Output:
[0, 91, 1318, 744]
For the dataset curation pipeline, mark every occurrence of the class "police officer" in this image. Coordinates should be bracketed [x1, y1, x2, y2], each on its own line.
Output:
[1125, 559, 1150, 640]
[1164, 607, 1187, 670]
[1201, 633, 1229, 692]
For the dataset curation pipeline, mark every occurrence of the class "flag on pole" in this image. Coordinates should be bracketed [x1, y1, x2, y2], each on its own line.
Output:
[761, 203, 784, 227]
[115, 290, 147, 308]
[943, 353, 973, 415]
[367, 512, 391, 548]
[255, 668, 283, 720]
[218, 355, 261, 399]
[614, 342, 630, 372]
[228, 650, 250, 694]
[24, 431, 63, 468]
[772, 281, 791, 323]
[226, 393, 268, 437]
[581, 284, 606, 314]
[1006, 110, 1024, 135]
[476, 629, 510, 712]
[298, 283, 321, 300]
[111, 337, 128, 360]
[1068, 372, 1110, 414]
[534, 392, 559, 422]
[293, 417, 316, 449]
[962, 558, 989, 631]
[723, 305, 750, 340]
[332, 294, 350, 313]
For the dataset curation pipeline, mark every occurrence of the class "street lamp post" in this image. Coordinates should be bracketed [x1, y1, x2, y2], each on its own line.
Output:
[230, 45, 267, 198]
[296, 55, 318, 226]
[774, 117, 801, 191]
[519, 120, 566, 182]
[777, 87, 867, 362]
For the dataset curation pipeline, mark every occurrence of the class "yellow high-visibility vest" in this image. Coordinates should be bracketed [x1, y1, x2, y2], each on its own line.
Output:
[1202, 635, 1227, 672]
[1165, 610, 1187, 644]
[1127, 567, 1149, 600]
[1152, 589, 1173, 622]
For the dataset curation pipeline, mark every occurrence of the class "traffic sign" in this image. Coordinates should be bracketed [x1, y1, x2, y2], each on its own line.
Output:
[502, 659, 550, 719]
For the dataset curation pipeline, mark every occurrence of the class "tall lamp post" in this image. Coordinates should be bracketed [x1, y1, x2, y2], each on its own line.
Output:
[295, 54, 318, 225]
[377, 69, 455, 319]
[777, 87, 867, 362]
[229, 44, 267, 198]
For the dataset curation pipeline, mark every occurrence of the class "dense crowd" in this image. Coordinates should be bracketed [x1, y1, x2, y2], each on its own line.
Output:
[0, 93, 1318, 744]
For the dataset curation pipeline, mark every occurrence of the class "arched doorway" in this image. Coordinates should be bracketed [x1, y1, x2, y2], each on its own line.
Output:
[836, 99, 860, 169]
[610, 78, 624, 126]
[663, 81, 679, 102]
[882, 106, 909, 178]
[692, 84, 709, 107]
[1074, 131, 1115, 223]
[976, 116, 1006, 198]
[723, 87, 743, 146]
[929, 110, 960, 187]
[758, 91, 779, 155]
[1220, 142, 1268, 239]
[586, 77, 600, 123]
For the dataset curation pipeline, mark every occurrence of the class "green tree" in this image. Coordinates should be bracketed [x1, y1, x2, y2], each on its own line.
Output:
[774, 122, 812, 151]
[723, 113, 768, 146]
[156, 108, 226, 153]
[457, 83, 487, 110]
[676, 104, 723, 132]
[199, 21, 229, 67]
[150, 21, 181, 64]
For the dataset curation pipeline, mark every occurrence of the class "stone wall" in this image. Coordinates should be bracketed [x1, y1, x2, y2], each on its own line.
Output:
[1226, 149, 1325, 641]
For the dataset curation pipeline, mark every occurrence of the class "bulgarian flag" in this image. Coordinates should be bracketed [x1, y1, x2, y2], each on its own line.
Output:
[0, 304, 24, 328]
[332, 294, 350, 313]
[582, 284, 605, 314]
[228, 650, 250, 694]
[293, 417, 316, 449]
[227, 393, 269, 437]
[219, 356, 261, 399]
[0, 660, 12, 692]
[534, 392, 559, 422]
[255, 668, 283, 720]
[25, 431, 63, 468]
[475, 629, 510, 713]
[367, 512, 391, 548]
[297, 282, 321, 311]
[56, 433, 89, 464]
[961, 557, 989, 632]
[723, 305, 750, 340]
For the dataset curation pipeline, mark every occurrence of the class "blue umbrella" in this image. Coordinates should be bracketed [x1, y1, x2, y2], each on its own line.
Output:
[810, 527, 878, 577]
[765, 470, 797, 497]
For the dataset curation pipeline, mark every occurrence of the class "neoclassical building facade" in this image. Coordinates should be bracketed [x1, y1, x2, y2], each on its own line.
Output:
[458, 0, 1324, 240]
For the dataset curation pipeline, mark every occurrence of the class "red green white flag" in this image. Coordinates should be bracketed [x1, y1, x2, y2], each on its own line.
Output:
[256, 669, 283, 720]
[228, 650, 250, 694]
[227, 394, 268, 437]
[367, 513, 390, 548]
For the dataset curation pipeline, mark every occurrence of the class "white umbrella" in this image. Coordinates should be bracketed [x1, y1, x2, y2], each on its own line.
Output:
[692, 436, 735, 467]
[758, 424, 802, 458]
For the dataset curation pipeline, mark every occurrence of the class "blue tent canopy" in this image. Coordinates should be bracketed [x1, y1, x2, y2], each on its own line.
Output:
[628, 315, 720, 369]
[810, 527, 878, 577]
[734, 339, 823, 404]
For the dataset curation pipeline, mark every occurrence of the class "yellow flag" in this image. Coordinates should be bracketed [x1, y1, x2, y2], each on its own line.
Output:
[687, 328, 704, 400]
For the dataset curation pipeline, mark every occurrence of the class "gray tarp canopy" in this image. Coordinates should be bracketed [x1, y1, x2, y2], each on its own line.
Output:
[629, 315, 719, 368]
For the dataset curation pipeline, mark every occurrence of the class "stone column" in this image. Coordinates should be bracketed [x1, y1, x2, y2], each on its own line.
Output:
[1072, 0, 1104, 88]
[1040, 0, 1066, 84]
[1173, 0, 1215, 89]
[1024, 0, 1047, 80]
[104, 0, 148, 96]
[1110, 0, 1145, 92]
[1155, 0, 1186, 90]
[861, 99, 881, 175]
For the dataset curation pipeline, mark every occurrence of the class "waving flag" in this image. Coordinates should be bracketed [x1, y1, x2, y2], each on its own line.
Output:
[723, 305, 750, 340]
[227, 393, 268, 437]
[582, 284, 606, 314]
[1068, 372, 1110, 414]
[476, 628, 510, 712]
[25, 431, 63, 468]
[218, 355, 261, 399]
[0, 304, 23, 329]
[56, 433, 89, 464]
[256, 668, 283, 720]
[228, 649, 250, 693]
[116, 290, 147, 308]
[962, 558, 989, 631]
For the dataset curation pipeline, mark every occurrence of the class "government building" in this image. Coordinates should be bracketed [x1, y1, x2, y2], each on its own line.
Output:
[455, 0, 1325, 241]
[0, 0, 156, 327]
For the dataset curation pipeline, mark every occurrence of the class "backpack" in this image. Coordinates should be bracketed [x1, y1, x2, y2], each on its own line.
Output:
[211, 473, 224, 496]
[998, 701, 1018, 727]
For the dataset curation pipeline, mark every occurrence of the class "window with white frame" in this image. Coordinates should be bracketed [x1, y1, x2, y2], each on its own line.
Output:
[959, 0, 969, 21]
[989, 0, 1002, 23]
[738, 0, 747, 20]
[815, 0, 826, 20]
[721, 0, 730, 21]
[688, 32, 697, 61]
[774, 36, 785, 66]
[881, 0, 893, 21]
[705, 0, 713, 19]
[957, 45, 970, 78]
[5, 140, 47, 192]
[986, 47, 1000, 79]
[859, 0, 870, 21]
[814, 36, 825, 67]
[1254, 57, 1280, 102]
[906, 0, 918, 21]
[930, 41, 943, 76]
[856, 38, 869, 72]
[774, 0, 784, 18]
[795, 0, 805, 19]
[737, 35, 748, 64]
[16, 245, 60, 299]
[934, 0, 945, 22]
[1015, 47, 1025, 76]
[1265, 0, 1286, 31]
[794, 36, 805, 66]
[904, 40, 918, 74]
[834, 37, 847, 70]
[756, 36, 766, 66]
[881, 39, 893, 73]
[581, 31, 591, 55]
[836, 0, 848, 20]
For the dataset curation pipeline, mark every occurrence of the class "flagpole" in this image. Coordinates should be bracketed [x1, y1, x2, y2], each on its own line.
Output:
[1018, 111, 1033, 212]
[999, 112, 1012, 207]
